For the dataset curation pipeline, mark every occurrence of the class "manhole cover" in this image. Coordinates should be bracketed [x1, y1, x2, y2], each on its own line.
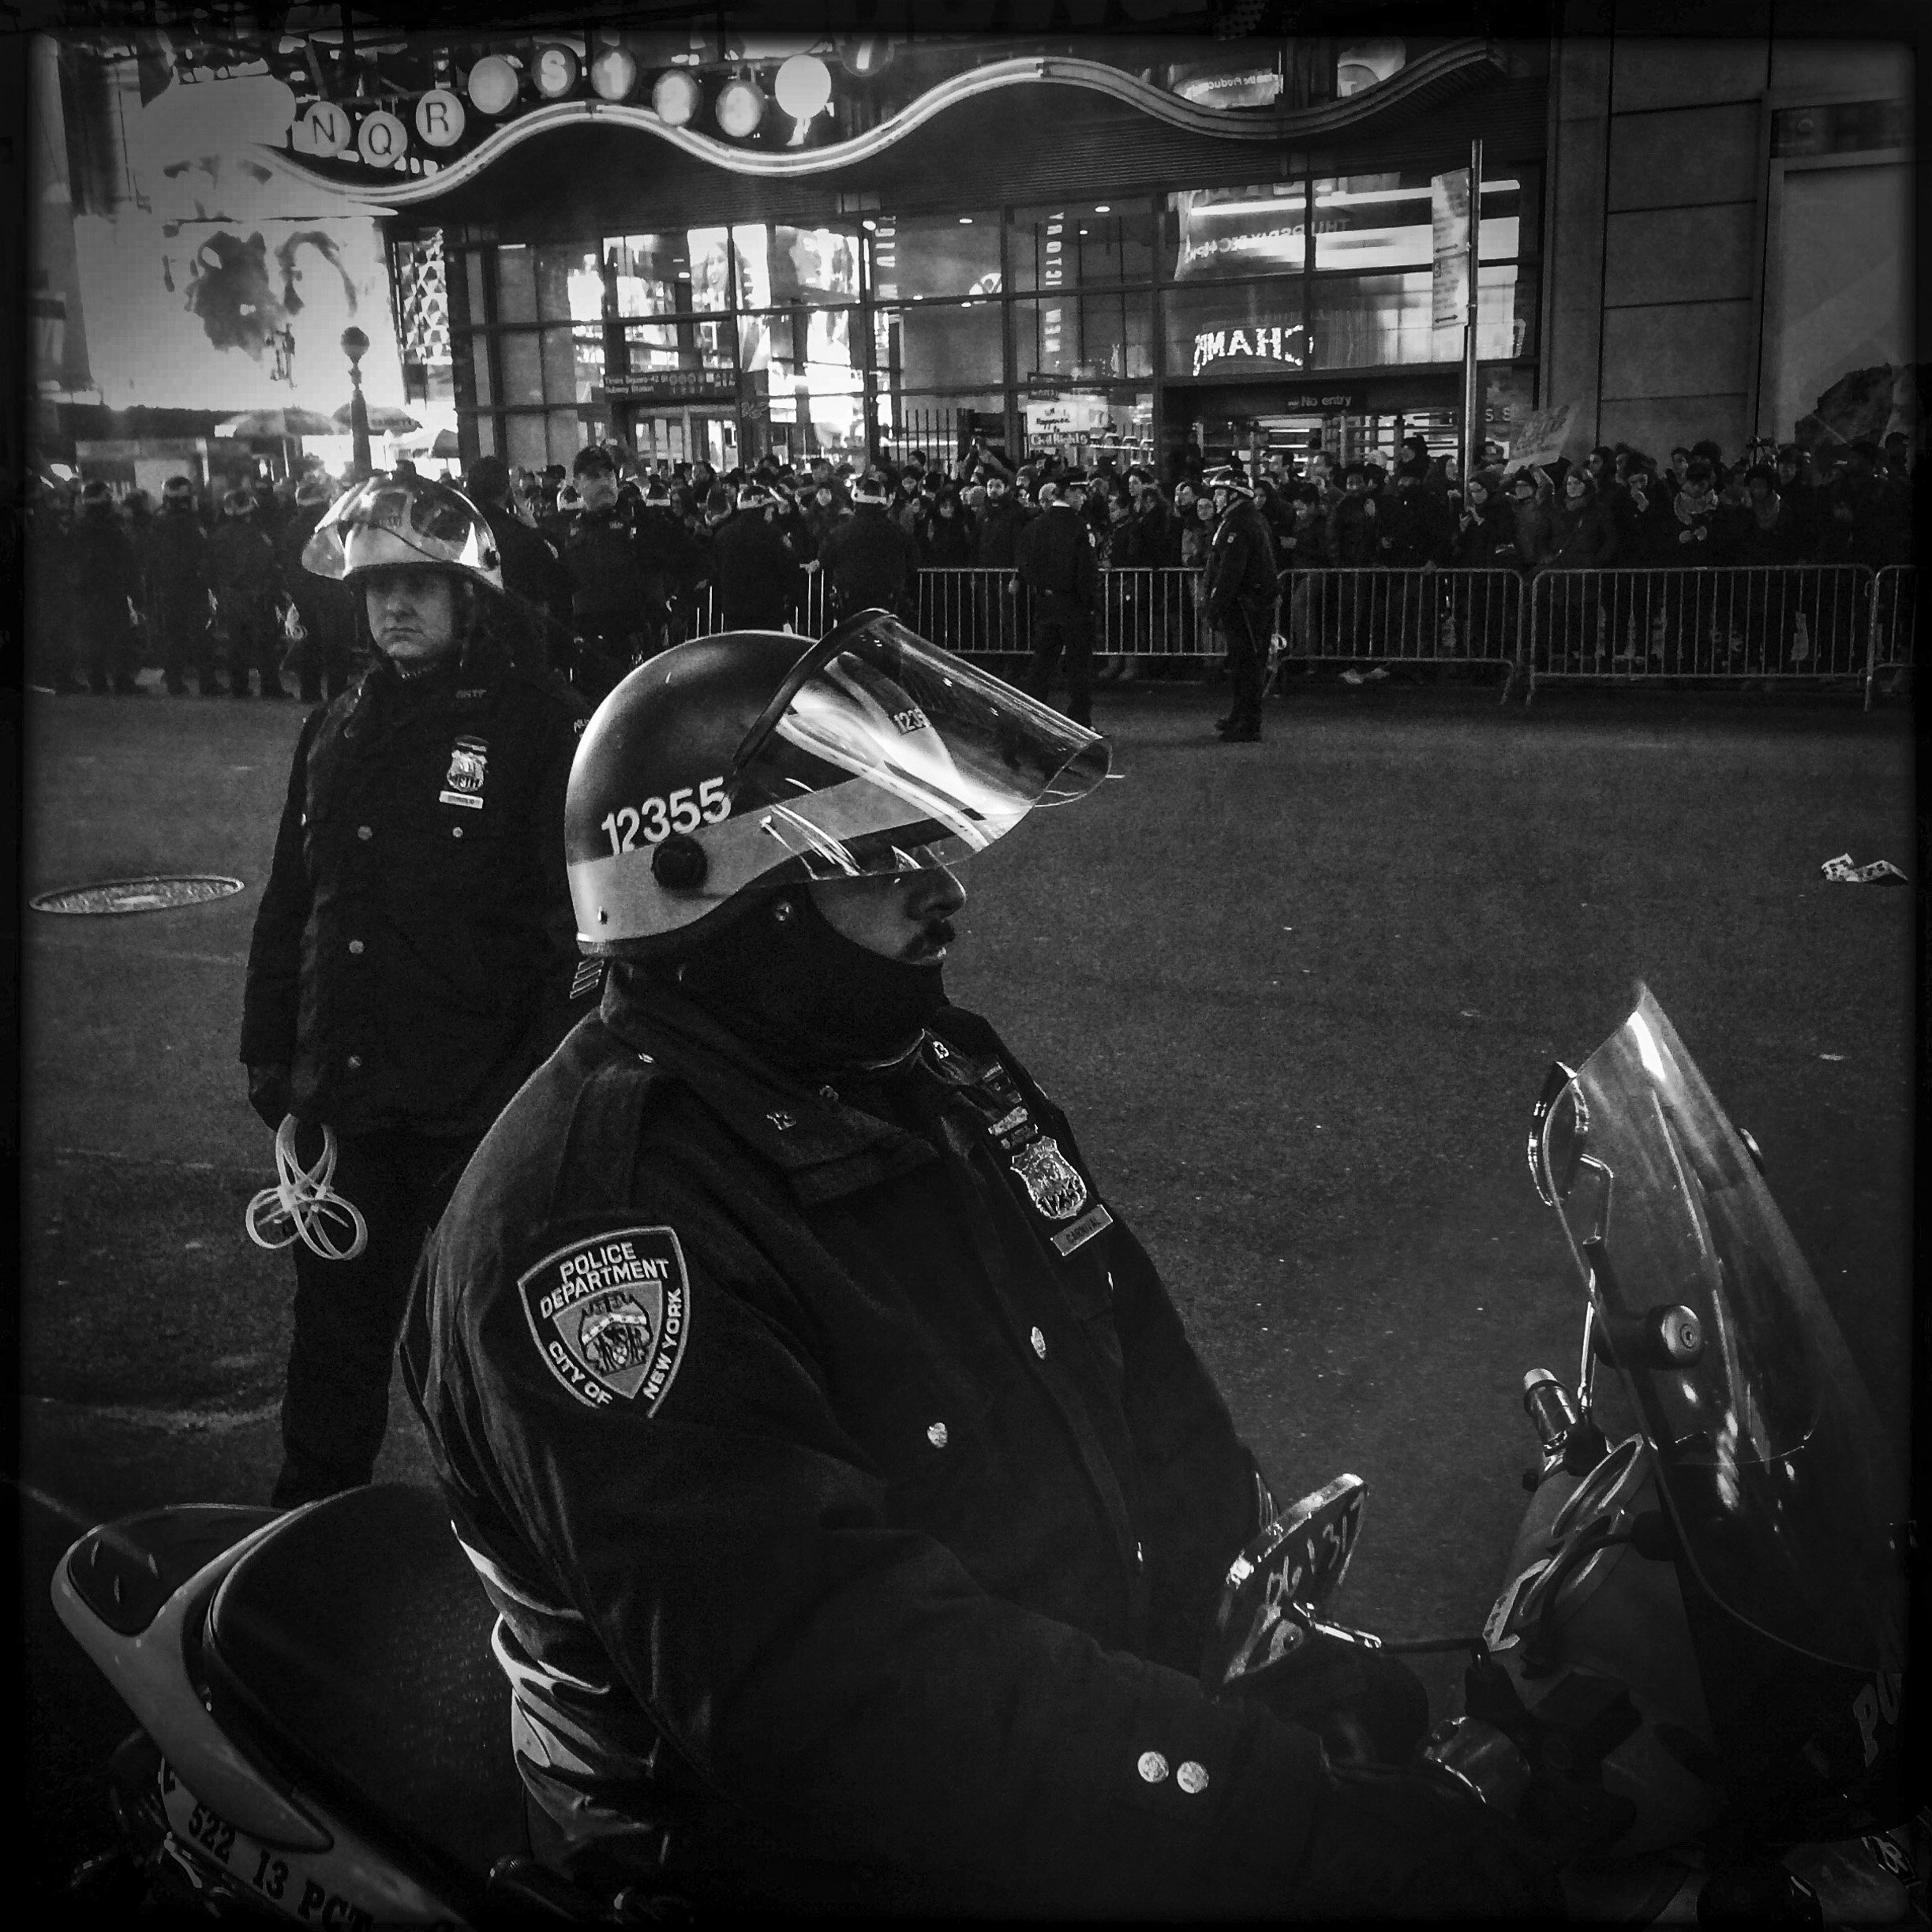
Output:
[30, 875, 245, 915]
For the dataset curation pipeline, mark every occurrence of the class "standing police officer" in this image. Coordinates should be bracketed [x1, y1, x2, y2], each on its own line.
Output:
[241, 473, 590, 1509]
[1012, 474, 1100, 727]
[1202, 466, 1279, 743]
[708, 480, 799, 632]
[558, 445, 653, 704]
[149, 476, 216, 697]
[815, 471, 912, 620]
[402, 616, 1559, 1920]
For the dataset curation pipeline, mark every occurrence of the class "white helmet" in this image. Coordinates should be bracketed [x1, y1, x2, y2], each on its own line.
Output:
[301, 472, 504, 593]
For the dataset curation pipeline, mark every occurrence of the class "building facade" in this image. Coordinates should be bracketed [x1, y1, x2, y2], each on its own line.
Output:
[266, 31, 1550, 476]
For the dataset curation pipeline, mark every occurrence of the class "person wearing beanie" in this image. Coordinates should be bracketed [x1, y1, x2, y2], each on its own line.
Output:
[61, 479, 145, 695]
[151, 475, 219, 696]
[208, 486, 291, 698]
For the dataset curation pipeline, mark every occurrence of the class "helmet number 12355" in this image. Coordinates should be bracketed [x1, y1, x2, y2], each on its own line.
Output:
[603, 778, 732, 855]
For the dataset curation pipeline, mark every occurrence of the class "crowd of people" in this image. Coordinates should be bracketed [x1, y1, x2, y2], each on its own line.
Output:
[28, 421, 1921, 702]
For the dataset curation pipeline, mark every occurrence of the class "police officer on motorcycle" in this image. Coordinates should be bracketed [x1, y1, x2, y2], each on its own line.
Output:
[401, 617, 1560, 1919]
[241, 472, 590, 1509]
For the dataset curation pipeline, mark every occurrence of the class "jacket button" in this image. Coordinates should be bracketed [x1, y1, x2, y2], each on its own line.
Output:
[1030, 1326, 1046, 1357]
[357, 825, 373, 841]
[1177, 1761, 1210, 1795]
[1137, 1752, 1169, 1784]
[451, 826, 464, 839]
[347, 939, 364, 955]
[926, 1421, 948, 1448]
[346, 1054, 362, 1070]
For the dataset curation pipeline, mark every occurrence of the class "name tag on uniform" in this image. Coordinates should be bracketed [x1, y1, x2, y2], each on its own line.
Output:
[1050, 1203, 1114, 1256]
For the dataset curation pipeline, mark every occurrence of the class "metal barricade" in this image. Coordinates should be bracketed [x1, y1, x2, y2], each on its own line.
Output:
[1524, 567, 1873, 699]
[914, 568, 1027, 665]
[1098, 569, 1212, 663]
[1865, 566, 1917, 709]
[1270, 567, 1525, 692]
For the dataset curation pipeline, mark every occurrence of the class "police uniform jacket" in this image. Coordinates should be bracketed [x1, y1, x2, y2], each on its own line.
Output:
[147, 505, 211, 601]
[818, 504, 912, 611]
[208, 519, 281, 610]
[562, 509, 652, 631]
[64, 508, 139, 617]
[1204, 498, 1279, 626]
[239, 635, 590, 1138]
[1014, 503, 1099, 606]
[709, 510, 799, 630]
[401, 971, 1331, 1917]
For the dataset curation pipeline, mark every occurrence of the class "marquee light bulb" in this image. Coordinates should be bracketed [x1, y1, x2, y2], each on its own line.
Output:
[652, 68, 701, 126]
[716, 75, 766, 139]
[773, 52, 832, 121]
[466, 55, 519, 116]
[590, 47, 638, 102]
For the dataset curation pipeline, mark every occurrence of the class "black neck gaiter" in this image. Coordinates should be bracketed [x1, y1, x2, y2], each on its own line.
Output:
[660, 889, 949, 1076]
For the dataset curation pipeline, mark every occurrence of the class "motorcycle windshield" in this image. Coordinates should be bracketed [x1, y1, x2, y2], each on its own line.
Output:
[1552, 985, 1906, 1675]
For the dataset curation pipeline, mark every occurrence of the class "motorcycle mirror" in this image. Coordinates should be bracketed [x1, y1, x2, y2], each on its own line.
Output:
[1199, 1473, 1365, 1695]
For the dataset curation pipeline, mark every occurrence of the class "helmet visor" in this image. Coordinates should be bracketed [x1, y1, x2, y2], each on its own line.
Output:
[301, 474, 498, 581]
[727, 612, 1110, 882]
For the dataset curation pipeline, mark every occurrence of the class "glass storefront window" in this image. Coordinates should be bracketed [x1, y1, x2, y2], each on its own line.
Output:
[471, 412, 496, 457]
[875, 391, 1005, 466]
[871, 213, 1002, 301]
[605, 230, 732, 314]
[496, 245, 537, 325]
[1167, 184, 1307, 283]
[1019, 388, 1155, 468]
[744, 308, 864, 451]
[539, 246, 603, 324]
[623, 319, 736, 374]
[463, 252, 488, 326]
[1478, 171, 1540, 260]
[466, 336, 493, 407]
[1161, 282, 1310, 379]
[1310, 171, 1537, 274]
[1312, 172, 1433, 273]
[1008, 201, 1155, 293]
[731, 224, 863, 307]
[500, 331, 544, 406]
[1301, 266, 1532, 367]
[874, 300, 1005, 394]
[1014, 292, 1151, 381]
[504, 414, 545, 470]
[549, 411, 586, 466]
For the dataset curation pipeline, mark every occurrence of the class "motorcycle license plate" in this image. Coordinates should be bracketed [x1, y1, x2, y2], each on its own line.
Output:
[155, 1756, 380, 1928]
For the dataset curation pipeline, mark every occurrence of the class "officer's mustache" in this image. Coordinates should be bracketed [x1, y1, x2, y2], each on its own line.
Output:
[906, 919, 955, 961]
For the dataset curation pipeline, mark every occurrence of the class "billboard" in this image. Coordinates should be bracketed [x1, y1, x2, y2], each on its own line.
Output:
[69, 73, 406, 417]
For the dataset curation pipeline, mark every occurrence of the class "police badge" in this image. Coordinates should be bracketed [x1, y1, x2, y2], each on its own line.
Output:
[440, 735, 489, 810]
[519, 1226, 691, 1411]
[1009, 1136, 1088, 1222]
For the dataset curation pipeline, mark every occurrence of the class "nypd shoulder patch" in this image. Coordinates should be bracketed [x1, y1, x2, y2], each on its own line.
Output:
[519, 1227, 691, 1412]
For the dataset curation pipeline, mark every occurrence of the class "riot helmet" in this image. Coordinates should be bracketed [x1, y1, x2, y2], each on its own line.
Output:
[565, 611, 1110, 955]
[301, 471, 503, 593]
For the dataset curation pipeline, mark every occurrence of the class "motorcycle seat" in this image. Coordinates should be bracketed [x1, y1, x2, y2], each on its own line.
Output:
[202, 1482, 524, 1900]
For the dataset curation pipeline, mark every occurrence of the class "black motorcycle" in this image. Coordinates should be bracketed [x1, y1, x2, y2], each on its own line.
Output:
[55, 985, 1921, 1923]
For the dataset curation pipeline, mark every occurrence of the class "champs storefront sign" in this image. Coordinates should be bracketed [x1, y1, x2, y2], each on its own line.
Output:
[1190, 321, 1307, 377]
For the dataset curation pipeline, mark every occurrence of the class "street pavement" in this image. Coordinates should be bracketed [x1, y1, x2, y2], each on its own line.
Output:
[17, 668, 1917, 1905]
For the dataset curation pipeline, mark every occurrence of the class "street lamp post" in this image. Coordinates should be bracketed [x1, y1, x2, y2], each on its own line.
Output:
[340, 327, 373, 480]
